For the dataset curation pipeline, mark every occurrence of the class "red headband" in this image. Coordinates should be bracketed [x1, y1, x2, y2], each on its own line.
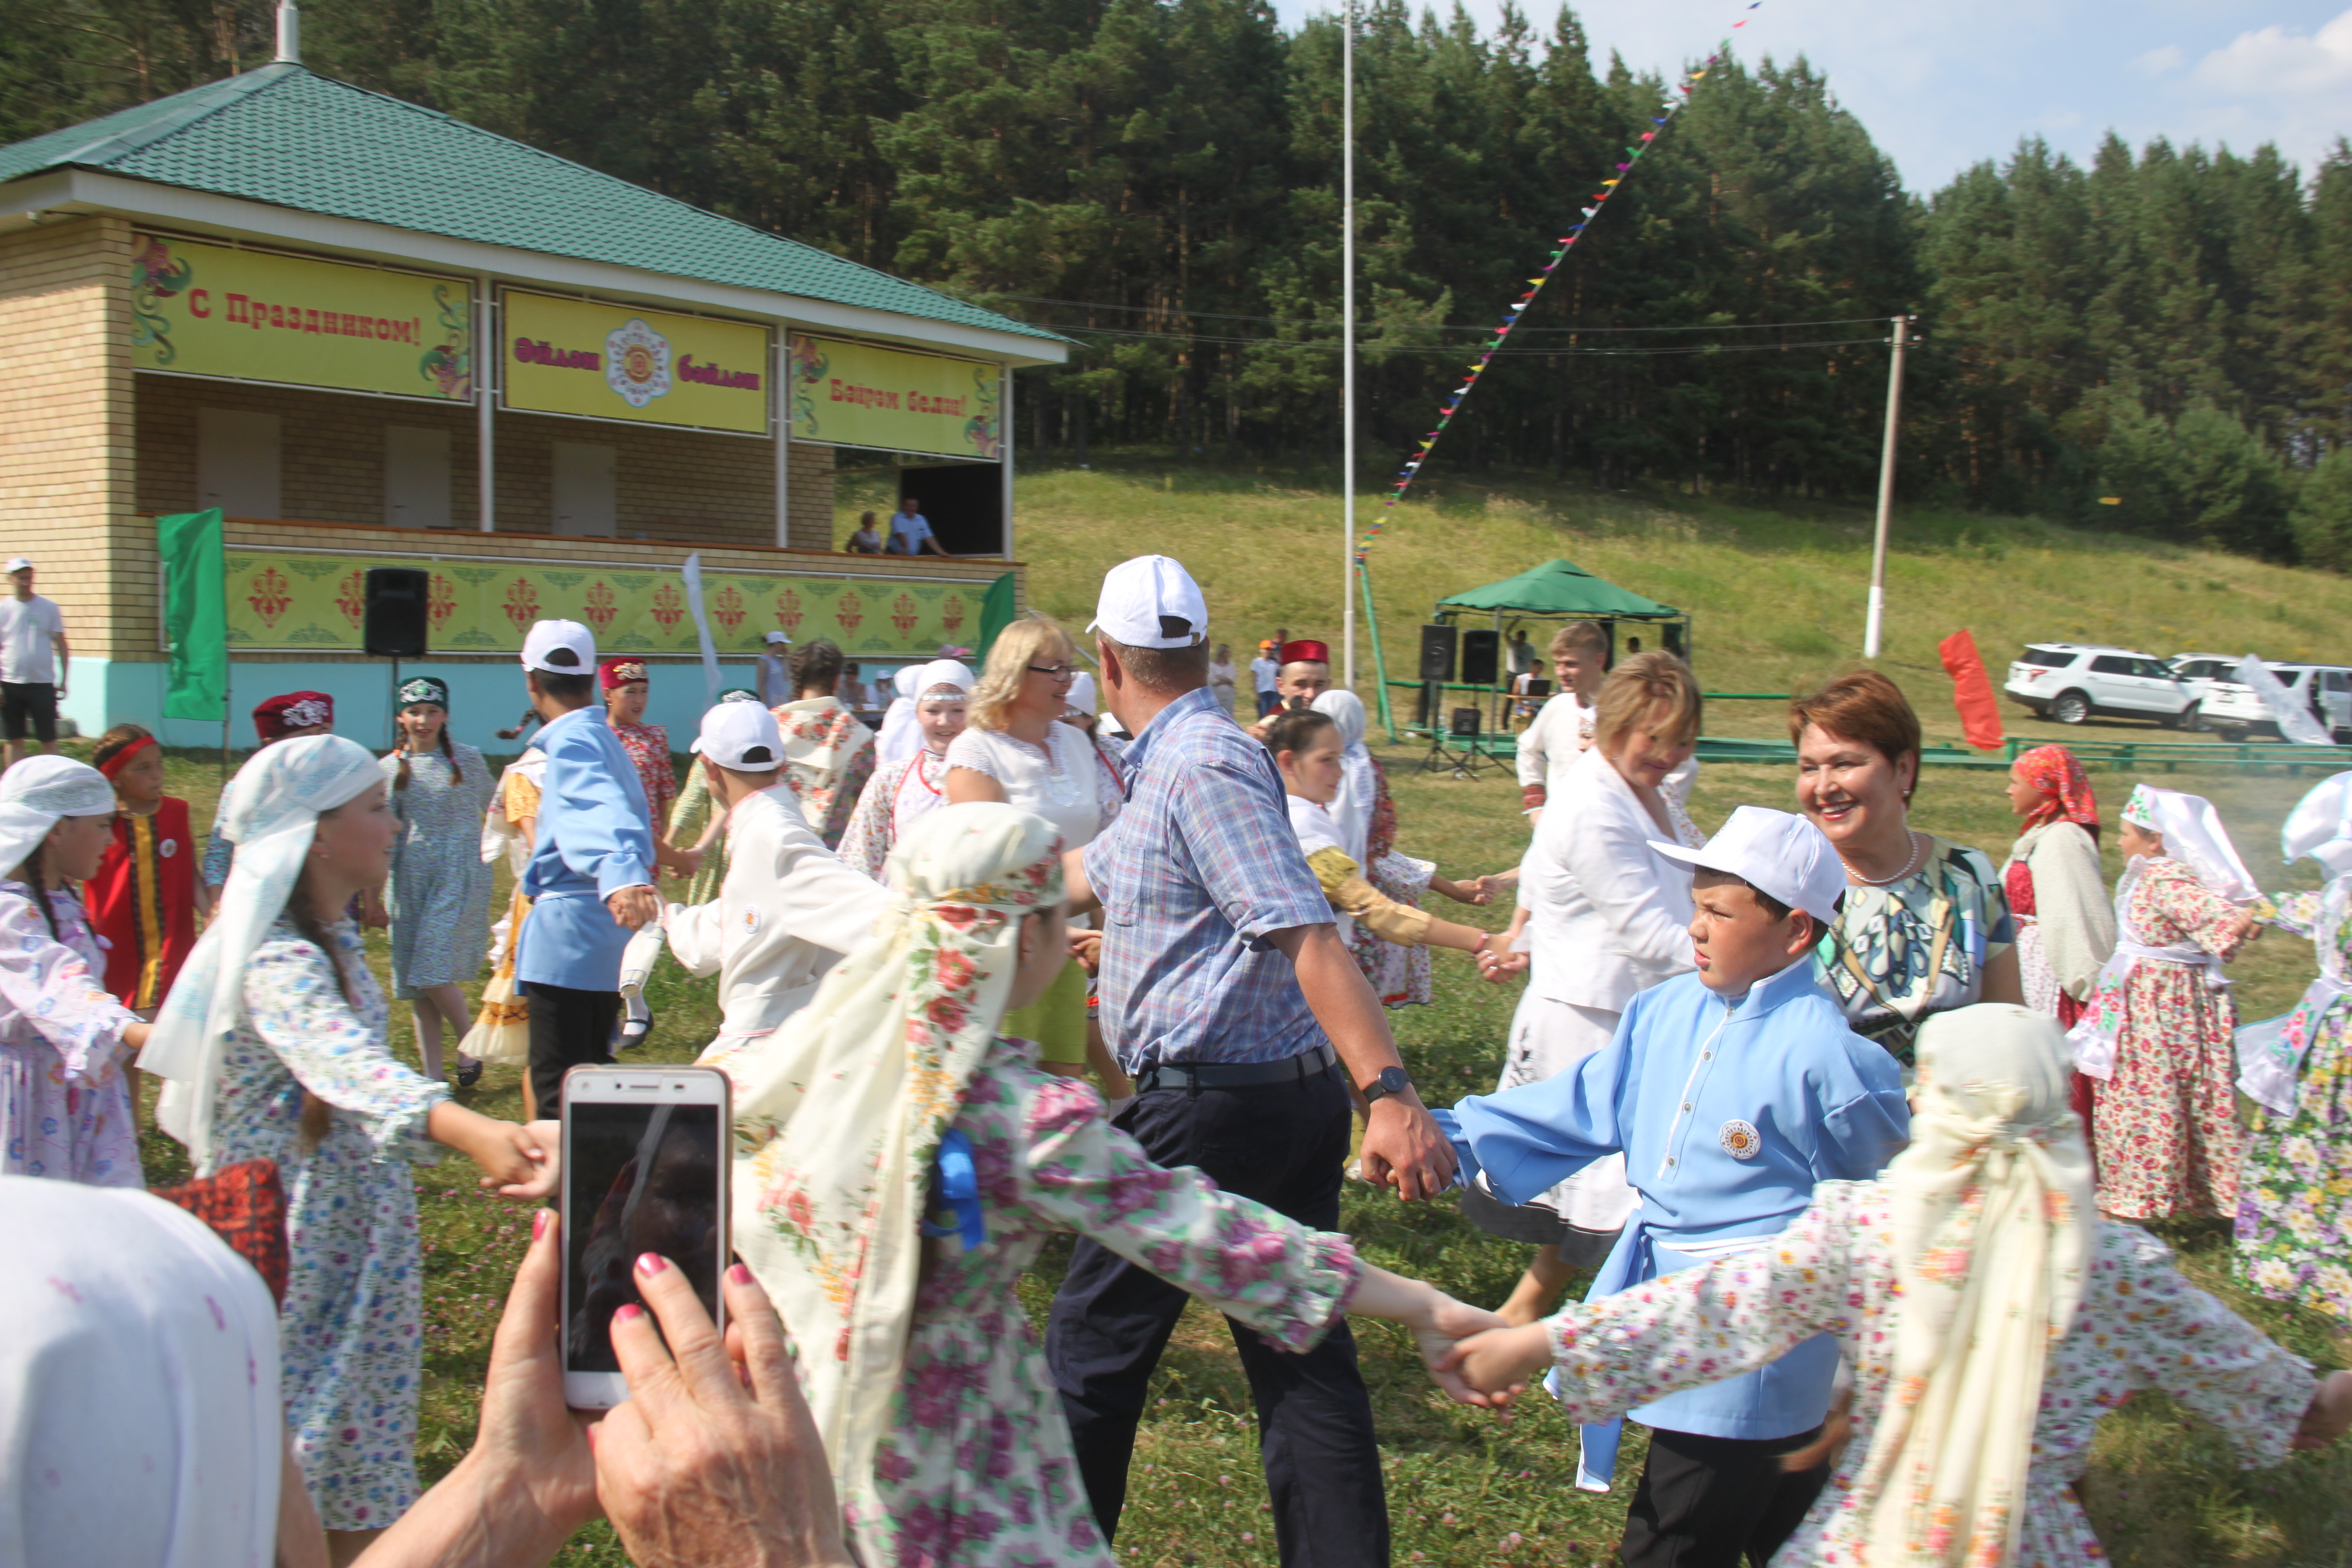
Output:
[98, 734, 157, 780]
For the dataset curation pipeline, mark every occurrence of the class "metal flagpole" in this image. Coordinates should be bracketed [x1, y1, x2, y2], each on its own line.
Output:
[1862, 315, 1910, 659]
[1339, 0, 1358, 692]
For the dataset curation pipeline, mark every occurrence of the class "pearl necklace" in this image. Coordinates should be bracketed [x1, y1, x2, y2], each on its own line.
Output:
[1843, 829, 1924, 887]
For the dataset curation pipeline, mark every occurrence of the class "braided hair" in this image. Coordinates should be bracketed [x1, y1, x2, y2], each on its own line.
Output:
[392, 719, 461, 791]
[91, 722, 154, 774]
[12, 837, 62, 944]
[790, 638, 844, 697]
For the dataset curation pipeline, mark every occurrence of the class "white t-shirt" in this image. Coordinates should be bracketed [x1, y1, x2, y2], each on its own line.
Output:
[0, 595, 62, 685]
[945, 722, 1124, 851]
[1250, 656, 1280, 694]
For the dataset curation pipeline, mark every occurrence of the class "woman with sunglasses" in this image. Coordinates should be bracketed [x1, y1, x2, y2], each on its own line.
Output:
[947, 614, 1128, 1088]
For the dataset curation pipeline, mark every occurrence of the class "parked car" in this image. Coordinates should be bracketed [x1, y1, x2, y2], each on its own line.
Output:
[2003, 643, 2200, 728]
[2199, 662, 2352, 742]
[2167, 653, 2241, 716]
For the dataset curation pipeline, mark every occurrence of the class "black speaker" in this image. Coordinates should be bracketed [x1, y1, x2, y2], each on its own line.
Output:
[1449, 707, 1482, 738]
[363, 567, 430, 658]
[1418, 624, 1457, 683]
[1461, 629, 1500, 686]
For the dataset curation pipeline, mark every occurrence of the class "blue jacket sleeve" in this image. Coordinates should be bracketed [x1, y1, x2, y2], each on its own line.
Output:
[1811, 1038, 1911, 1180]
[549, 727, 654, 898]
[1446, 1013, 1636, 1207]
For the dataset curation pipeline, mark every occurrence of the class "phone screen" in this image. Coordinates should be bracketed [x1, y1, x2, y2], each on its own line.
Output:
[563, 1101, 724, 1373]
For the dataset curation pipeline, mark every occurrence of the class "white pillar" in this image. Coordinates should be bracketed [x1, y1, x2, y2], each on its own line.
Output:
[1339, 0, 1357, 690]
[774, 332, 793, 548]
[476, 273, 495, 533]
[1863, 316, 1909, 658]
[1000, 365, 1016, 560]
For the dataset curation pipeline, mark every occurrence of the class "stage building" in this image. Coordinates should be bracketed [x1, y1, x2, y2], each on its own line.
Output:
[0, 28, 1065, 750]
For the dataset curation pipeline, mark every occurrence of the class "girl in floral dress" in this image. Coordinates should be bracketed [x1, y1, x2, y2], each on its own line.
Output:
[709, 803, 1499, 1567]
[0, 757, 150, 1185]
[137, 735, 549, 1554]
[380, 677, 495, 1086]
[837, 660, 973, 881]
[773, 638, 876, 848]
[599, 657, 678, 828]
[2236, 771, 2352, 1328]
[1443, 1005, 2352, 1568]
[2068, 784, 2258, 1221]
[2000, 743, 2116, 1173]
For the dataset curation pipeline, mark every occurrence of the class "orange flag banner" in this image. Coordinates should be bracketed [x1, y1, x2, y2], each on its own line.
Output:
[1939, 628, 2006, 751]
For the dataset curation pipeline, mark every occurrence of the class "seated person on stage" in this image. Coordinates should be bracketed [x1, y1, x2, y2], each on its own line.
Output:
[1436, 806, 1910, 1568]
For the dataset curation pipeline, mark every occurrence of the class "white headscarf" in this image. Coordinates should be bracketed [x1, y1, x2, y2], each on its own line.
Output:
[0, 1177, 283, 1568]
[140, 735, 385, 1169]
[1066, 671, 1097, 716]
[2119, 783, 2257, 902]
[0, 755, 115, 879]
[2280, 770, 2352, 876]
[1312, 690, 1376, 868]
[1854, 1004, 2095, 1568]
[875, 663, 929, 765]
[709, 802, 1064, 1568]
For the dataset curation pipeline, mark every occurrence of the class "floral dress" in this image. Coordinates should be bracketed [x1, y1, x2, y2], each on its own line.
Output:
[775, 696, 875, 849]
[380, 742, 495, 997]
[2078, 858, 2247, 1220]
[1352, 753, 1436, 1008]
[1819, 837, 2015, 1068]
[783, 1037, 1358, 1567]
[0, 881, 143, 1185]
[2235, 877, 2352, 1322]
[836, 750, 950, 883]
[611, 719, 677, 828]
[1540, 1180, 2315, 1568]
[204, 917, 450, 1530]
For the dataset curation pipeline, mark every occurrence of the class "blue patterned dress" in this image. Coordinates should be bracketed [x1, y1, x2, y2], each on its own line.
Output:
[0, 881, 143, 1185]
[203, 916, 449, 1530]
[381, 742, 495, 997]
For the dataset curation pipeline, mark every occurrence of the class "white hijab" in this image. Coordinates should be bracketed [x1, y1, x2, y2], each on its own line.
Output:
[1855, 1003, 2095, 1568]
[709, 802, 1062, 1568]
[0, 755, 115, 879]
[875, 663, 929, 766]
[2119, 783, 2257, 902]
[2280, 770, 2352, 877]
[140, 735, 385, 1170]
[1312, 690, 1376, 868]
[0, 1177, 283, 1568]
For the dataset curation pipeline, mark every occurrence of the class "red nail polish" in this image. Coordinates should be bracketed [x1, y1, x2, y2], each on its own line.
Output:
[614, 1303, 643, 1323]
[728, 1263, 753, 1285]
[636, 1252, 669, 1276]
[532, 1208, 549, 1240]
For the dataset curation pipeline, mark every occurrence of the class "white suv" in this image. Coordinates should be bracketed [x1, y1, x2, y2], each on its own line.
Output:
[2003, 643, 2199, 728]
[2200, 663, 2352, 742]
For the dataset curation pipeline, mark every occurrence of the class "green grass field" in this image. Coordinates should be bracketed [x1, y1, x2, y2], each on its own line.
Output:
[125, 458, 2352, 1564]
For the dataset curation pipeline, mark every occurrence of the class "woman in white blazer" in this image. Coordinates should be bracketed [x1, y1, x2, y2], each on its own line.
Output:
[1475, 651, 1705, 1324]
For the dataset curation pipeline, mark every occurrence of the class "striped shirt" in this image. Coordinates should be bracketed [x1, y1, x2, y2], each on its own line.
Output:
[1083, 686, 1332, 1070]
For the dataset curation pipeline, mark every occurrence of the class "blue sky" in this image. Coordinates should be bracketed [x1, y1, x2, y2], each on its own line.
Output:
[1274, 1, 2352, 191]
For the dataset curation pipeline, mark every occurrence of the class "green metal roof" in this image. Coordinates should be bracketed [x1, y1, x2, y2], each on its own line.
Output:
[0, 64, 1062, 347]
[1436, 558, 1682, 619]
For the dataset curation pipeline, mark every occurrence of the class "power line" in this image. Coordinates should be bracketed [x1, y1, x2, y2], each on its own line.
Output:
[1048, 322, 1893, 356]
[976, 291, 1896, 336]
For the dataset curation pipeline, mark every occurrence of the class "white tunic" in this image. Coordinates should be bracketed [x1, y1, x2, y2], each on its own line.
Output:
[945, 722, 1124, 852]
[667, 785, 890, 1040]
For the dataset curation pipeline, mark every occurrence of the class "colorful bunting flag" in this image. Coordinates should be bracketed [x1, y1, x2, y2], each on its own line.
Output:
[1355, 9, 1765, 560]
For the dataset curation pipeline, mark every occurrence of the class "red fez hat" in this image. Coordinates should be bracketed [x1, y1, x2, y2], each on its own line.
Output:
[1280, 639, 1330, 665]
[599, 656, 650, 690]
[252, 690, 334, 742]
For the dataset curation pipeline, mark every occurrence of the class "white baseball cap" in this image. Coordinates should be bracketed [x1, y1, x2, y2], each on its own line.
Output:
[1088, 555, 1208, 649]
[1649, 805, 1845, 927]
[763, 630, 792, 645]
[4, 558, 29, 574]
[520, 619, 595, 675]
[691, 701, 784, 770]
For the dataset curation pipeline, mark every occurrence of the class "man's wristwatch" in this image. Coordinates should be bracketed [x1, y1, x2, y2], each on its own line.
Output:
[1360, 1066, 1413, 1106]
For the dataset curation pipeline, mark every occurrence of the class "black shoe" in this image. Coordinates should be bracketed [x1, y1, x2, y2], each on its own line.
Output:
[456, 1055, 484, 1088]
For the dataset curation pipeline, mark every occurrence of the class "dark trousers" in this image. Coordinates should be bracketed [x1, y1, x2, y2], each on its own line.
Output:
[1619, 1423, 1829, 1568]
[1255, 689, 1281, 717]
[526, 981, 621, 1117]
[1047, 1065, 1385, 1567]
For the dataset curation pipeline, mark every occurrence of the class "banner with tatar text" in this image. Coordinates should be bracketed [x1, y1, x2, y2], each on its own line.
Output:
[786, 335, 1002, 460]
[129, 234, 472, 401]
[502, 292, 771, 436]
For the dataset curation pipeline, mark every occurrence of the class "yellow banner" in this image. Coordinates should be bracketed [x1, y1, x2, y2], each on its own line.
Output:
[225, 550, 984, 658]
[786, 335, 1002, 460]
[129, 234, 472, 400]
[501, 292, 770, 436]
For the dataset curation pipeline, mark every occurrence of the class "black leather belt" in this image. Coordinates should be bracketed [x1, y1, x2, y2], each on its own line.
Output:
[1129, 1044, 1338, 1095]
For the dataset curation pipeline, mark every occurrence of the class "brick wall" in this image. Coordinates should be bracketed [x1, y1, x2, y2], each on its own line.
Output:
[137, 373, 836, 548]
[0, 215, 143, 658]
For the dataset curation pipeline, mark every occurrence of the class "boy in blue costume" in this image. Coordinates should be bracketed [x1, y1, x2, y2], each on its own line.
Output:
[1440, 805, 1909, 1568]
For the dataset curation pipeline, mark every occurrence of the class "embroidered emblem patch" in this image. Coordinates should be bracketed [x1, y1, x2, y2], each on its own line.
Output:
[739, 906, 762, 935]
[158, 838, 177, 857]
[1718, 1119, 1762, 1160]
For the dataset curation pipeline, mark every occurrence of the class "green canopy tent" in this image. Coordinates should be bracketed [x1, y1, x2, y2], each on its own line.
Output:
[1373, 558, 1689, 744]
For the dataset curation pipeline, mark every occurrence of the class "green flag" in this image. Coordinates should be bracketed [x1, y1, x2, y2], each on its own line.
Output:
[156, 509, 227, 722]
[976, 572, 1018, 665]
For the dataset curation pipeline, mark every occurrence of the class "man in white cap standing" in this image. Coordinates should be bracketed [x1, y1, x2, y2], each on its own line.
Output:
[665, 700, 887, 1045]
[1048, 553, 1458, 1563]
[756, 630, 795, 708]
[514, 619, 660, 1117]
[1441, 805, 1910, 1568]
[0, 558, 68, 768]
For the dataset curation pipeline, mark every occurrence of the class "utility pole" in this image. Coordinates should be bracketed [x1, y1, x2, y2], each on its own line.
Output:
[1862, 315, 1911, 660]
[1339, 0, 1358, 692]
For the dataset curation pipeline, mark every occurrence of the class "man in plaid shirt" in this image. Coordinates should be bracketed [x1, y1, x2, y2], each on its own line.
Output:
[1050, 555, 1455, 1564]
